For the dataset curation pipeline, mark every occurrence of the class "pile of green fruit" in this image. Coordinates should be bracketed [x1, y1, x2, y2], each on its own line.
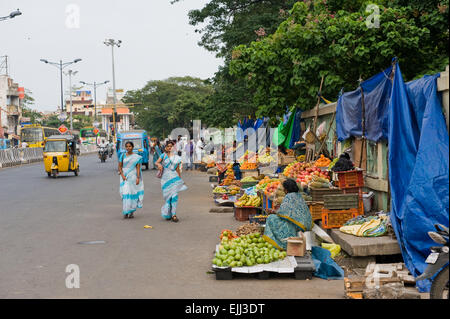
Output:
[212, 232, 287, 268]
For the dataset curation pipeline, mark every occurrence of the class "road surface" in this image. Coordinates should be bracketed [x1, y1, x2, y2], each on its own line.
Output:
[0, 154, 344, 298]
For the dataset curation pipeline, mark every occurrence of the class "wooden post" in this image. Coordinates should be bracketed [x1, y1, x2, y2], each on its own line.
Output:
[312, 76, 325, 136]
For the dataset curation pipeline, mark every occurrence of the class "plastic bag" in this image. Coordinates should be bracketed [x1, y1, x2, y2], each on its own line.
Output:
[321, 243, 341, 259]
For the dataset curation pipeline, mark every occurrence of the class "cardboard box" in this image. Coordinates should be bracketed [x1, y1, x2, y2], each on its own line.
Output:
[286, 233, 306, 257]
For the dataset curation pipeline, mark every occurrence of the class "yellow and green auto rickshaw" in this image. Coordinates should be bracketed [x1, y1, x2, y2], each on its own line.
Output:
[43, 135, 80, 178]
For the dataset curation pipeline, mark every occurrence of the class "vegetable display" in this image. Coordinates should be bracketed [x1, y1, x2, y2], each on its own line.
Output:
[212, 232, 287, 267]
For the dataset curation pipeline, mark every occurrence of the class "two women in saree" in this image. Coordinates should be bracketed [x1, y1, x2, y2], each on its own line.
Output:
[118, 141, 144, 219]
[155, 140, 187, 222]
[263, 179, 313, 250]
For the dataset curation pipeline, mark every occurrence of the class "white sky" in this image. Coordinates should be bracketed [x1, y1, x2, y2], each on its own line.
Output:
[0, 0, 223, 111]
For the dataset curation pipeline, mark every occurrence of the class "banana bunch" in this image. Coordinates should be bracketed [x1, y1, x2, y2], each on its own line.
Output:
[258, 153, 275, 164]
[235, 194, 261, 207]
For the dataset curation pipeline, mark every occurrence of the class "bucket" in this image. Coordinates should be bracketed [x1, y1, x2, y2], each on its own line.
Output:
[363, 192, 374, 214]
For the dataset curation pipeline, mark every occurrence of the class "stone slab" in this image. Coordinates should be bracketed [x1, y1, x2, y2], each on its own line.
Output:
[329, 229, 401, 257]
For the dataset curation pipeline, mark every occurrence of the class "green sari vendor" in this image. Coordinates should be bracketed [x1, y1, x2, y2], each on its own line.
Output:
[263, 179, 313, 250]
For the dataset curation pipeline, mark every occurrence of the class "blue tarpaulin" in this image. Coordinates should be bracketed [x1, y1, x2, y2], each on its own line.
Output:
[336, 66, 393, 142]
[388, 64, 449, 292]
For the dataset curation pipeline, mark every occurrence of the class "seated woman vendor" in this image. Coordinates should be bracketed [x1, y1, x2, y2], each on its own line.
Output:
[263, 178, 313, 251]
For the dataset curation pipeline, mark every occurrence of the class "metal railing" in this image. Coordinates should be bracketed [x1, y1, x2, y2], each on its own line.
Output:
[0, 144, 98, 169]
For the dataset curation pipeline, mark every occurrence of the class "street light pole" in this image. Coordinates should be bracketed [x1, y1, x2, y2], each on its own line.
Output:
[60, 60, 64, 112]
[40, 58, 82, 114]
[79, 80, 109, 126]
[64, 70, 78, 130]
[103, 39, 121, 142]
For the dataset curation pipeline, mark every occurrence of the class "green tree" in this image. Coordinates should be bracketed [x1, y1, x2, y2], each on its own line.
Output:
[123, 76, 213, 138]
[229, 0, 449, 118]
[21, 91, 44, 124]
[172, 0, 299, 125]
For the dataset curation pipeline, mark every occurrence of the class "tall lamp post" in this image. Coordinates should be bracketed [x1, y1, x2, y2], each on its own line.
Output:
[103, 39, 121, 142]
[0, 9, 22, 22]
[63, 70, 78, 130]
[79, 80, 109, 127]
[40, 58, 82, 114]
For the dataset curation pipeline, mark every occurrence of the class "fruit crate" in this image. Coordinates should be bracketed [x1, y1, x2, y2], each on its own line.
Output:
[241, 169, 260, 179]
[278, 155, 296, 166]
[262, 194, 272, 211]
[336, 169, 364, 189]
[323, 194, 359, 210]
[321, 208, 362, 229]
[308, 202, 324, 220]
[342, 187, 363, 196]
[309, 187, 343, 202]
[241, 181, 259, 189]
[234, 206, 260, 221]
[249, 214, 269, 225]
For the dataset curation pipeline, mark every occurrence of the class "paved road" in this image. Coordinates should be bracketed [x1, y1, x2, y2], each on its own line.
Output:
[0, 154, 344, 298]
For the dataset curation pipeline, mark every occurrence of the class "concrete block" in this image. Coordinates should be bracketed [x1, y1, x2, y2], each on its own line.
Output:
[329, 229, 401, 256]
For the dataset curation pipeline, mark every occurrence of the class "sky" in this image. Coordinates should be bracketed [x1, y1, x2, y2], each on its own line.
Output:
[0, 0, 223, 112]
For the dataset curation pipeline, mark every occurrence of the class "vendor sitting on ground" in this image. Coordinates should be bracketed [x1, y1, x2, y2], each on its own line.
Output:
[263, 178, 313, 251]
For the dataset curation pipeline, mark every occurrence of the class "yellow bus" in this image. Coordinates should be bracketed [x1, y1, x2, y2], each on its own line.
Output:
[20, 124, 60, 148]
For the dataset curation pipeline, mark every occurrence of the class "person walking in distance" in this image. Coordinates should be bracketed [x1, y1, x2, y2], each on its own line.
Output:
[155, 141, 187, 222]
[118, 141, 144, 219]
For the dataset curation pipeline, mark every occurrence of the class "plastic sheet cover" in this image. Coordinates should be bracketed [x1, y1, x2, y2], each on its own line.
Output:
[336, 66, 393, 142]
[388, 64, 449, 292]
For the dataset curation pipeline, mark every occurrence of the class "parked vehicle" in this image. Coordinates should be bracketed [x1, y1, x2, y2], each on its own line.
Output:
[116, 130, 150, 170]
[416, 224, 449, 299]
[0, 138, 11, 150]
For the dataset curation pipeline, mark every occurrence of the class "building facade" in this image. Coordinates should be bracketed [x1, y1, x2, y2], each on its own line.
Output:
[0, 75, 23, 145]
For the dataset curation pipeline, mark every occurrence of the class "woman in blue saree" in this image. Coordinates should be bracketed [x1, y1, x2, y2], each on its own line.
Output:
[152, 140, 163, 170]
[155, 141, 187, 222]
[263, 179, 313, 250]
[118, 141, 144, 219]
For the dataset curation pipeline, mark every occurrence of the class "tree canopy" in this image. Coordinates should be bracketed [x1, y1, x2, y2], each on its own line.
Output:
[123, 76, 213, 138]
[228, 0, 449, 118]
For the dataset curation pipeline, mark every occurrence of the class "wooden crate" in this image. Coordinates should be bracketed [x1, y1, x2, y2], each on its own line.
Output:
[321, 208, 361, 229]
[308, 202, 324, 220]
[337, 170, 364, 189]
[241, 169, 259, 179]
[234, 206, 259, 221]
[278, 154, 296, 166]
[309, 187, 343, 202]
[323, 194, 359, 210]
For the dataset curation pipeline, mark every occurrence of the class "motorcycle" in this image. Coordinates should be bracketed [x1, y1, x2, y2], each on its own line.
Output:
[416, 224, 449, 299]
[98, 147, 108, 163]
[108, 144, 114, 158]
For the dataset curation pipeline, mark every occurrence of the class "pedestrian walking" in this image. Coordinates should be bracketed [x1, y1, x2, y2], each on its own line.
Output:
[118, 141, 144, 219]
[155, 140, 187, 222]
[184, 139, 194, 170]
[152, 140, 163, 170]
[195, 137, 204, 168]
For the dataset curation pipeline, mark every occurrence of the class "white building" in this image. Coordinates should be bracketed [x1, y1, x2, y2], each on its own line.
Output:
[0, 75, 23, 145]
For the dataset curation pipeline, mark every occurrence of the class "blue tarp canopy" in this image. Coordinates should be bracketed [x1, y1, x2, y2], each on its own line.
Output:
[336, 66, 392, 142]
[388, 63, 449, 292]
[336, 60, 449, 292]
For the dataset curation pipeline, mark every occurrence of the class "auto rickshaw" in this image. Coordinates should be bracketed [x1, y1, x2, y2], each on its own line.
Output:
[43, 135, 80, 178]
